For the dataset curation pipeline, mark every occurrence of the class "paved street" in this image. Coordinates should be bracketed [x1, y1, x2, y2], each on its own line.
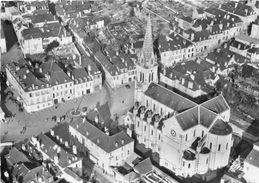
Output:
[0, 88, 108, 142]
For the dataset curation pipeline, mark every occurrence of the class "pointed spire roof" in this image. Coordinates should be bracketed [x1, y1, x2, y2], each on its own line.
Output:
[141, 14, 154, 65]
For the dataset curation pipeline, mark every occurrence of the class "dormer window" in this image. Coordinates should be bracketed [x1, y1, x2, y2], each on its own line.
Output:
[115, 142, 118, 147]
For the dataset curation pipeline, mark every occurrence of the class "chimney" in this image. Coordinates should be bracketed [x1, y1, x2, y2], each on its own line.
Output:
[87, 64, 91, 73]
[26, 69, 29, 74]
[23, 75, 27, 79]
[235, 2, 238, 8]
[65, 141, 68, 147]
[190, 33, 194, 41]
[72, 145, 77, 154]
[50, 129, 54, 136]
[94, 115, 98, 123]
[67, 71, 71, 77]
[219, 24, 223, 30]
[39, 68, 42, 73]
[82, 117, 86, 123]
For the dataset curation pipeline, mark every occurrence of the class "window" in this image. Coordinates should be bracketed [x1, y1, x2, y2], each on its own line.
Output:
[146, 100, 148, 107]
[137, 121, 139, 127]
[210, 142, 212, 149]
[202, 130, 204, 137]
[144, 126, 146, 132]
[158, 134, 161, 140]
[128, 150, 130, 155]
[70, 89, 72, 94]
[218, 144, 221, 151]
[206, 158, 209, 164]
[151, 130, 153, 136]
[29, 93, 32, 97]
[153, 104, 155, 111]
[185, 134, 188, 141]
[160, 108, 163, 115]
[66, 84, 67, 88]
[183, 162, 185, 167]
[188, 163, 190, 169]
[226, 143, 228, 150]
[193, 130, 196, 137]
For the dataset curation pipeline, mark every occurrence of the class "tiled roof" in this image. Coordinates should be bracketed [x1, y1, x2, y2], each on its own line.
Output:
[159, 33, 193, 52]
[70, 117, 134, 153]
[144, 82, 196, 113]
[245, 147, 259, 168]
[175, 106, 199, 130]
[12, 163, 52, 182]
[133, 158, 153, 175]
[95, 49, 135, 76]
[12, 164, 52, 183]
[220, 2, 255, 17]
[37, 133, 81, 168]
[209, 118, 232, 135]
[22, 27, 43, 40]
[6, 62, 48, 92]
[5, 147, 30, 165]
[31, 13, 57, 24]
[201, 94, 229, 114]
[38, 61, 72, 85]
[164, 61, 215, 93]
[64, 167, 82, 182]
[174, 105, 218, 131]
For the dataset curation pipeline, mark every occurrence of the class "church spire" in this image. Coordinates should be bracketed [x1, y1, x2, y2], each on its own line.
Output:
[141, 14, 155, 67]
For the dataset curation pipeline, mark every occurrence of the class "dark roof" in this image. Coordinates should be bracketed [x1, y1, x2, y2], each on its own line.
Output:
[144, 83, 196, 113]
[37, 134, 81, 168]
[6, 62, 49, 92]
[5, 147, 30, 165]
[38, 61, 73, 85]
[12, 164, 52, 183]
[159, 33, 193, 52]
[201, 94, 229, 114]
[209, 119, 232, 136]
[70, 117, 134, 153]
[245, 145, 259, 167]
[31, 13, 57, 24]
[175, 107, 199, 130]
[133, 158, 153, 175]
[22, 27, 43, 39]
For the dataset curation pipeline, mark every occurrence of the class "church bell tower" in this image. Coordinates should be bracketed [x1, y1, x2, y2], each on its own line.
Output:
[135, 14, 158, 101]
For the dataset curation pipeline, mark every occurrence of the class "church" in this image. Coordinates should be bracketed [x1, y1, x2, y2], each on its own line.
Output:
[125, 15, 233, 178]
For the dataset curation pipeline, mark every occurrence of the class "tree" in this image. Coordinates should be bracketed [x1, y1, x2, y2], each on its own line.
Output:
[241, 64, 254, 78]
[45, 40, 59, 53]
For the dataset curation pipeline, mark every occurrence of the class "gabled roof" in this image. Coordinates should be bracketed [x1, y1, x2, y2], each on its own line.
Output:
[5, 147, 30, 165]
[37, 133, 81, 168]
[144, 83, 197, 113]
[31, 13, 57, 24]
[12, 164, 52, 183]
[133, 158, 153, 175]
[70, 117, 134, 153]
[245, 147, 259, 168]
[201, 94, 229, 114]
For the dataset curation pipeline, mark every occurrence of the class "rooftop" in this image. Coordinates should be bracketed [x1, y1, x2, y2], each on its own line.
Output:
[5, 147, 30, 165]
[209, 119, 232, 136]
[70, 117, 134, 153]
[144, 82, 197, 113]
[37, 133, 81, 168]
[201, 94, 230, 114]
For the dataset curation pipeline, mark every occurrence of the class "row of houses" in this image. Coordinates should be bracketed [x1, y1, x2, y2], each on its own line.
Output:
[159, 0, 259, 67]
[4, 134, 83, 183]
[5, 56, 101, 112]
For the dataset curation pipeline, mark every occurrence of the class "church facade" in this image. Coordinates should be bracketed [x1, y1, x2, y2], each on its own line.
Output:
[125, 15, 233, 178]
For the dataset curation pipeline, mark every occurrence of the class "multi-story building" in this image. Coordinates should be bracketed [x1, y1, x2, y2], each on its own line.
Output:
[126, 82, 233, 178]
[30, 134, 83, 183]
[0, 22, 6, 53]
[19, 22, 72, 55]
[5, 60, 53, 112]
[37, 61, 74, 104]
[160, 60, 217, 98]
[69, 114, 134, 175]
[243, 141, 259, 183]
[94, 48, 136, 89]
[31, 12, 59, 28]
[159, 32, 195, 67]
[219, 1, 257, 26]
[66, 67, 94, 98]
